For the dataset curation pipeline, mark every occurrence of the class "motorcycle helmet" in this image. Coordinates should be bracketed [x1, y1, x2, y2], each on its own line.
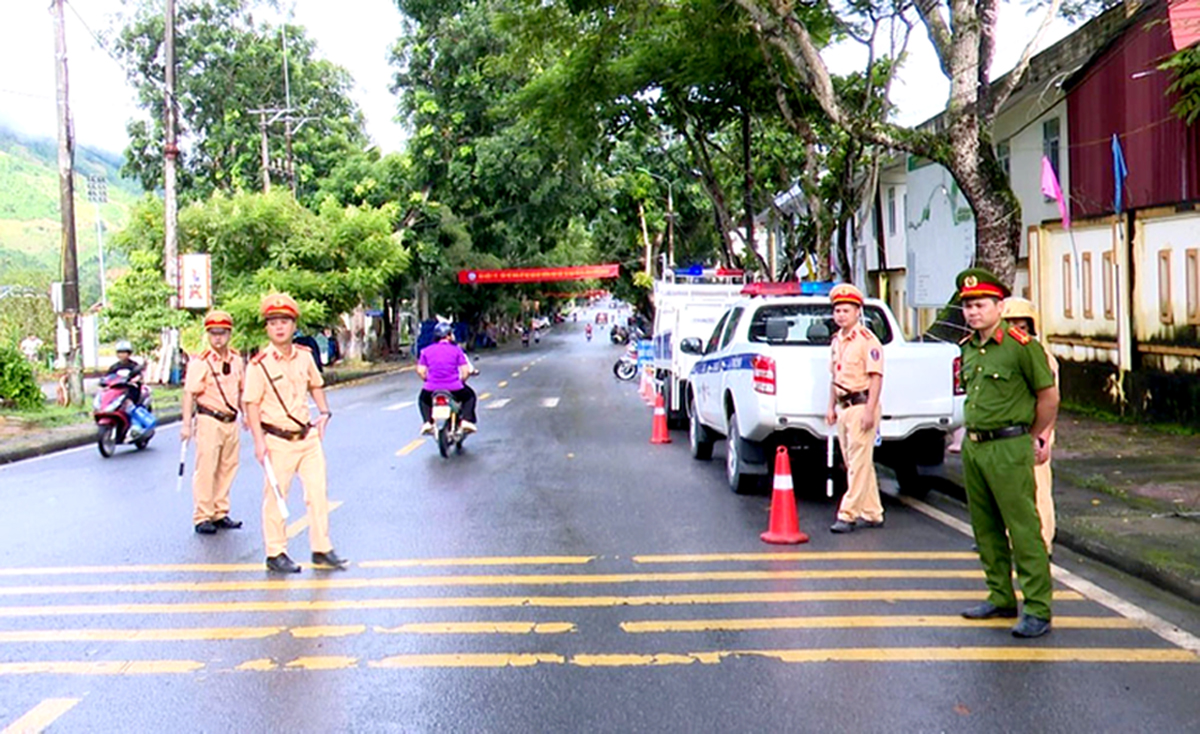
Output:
[1001, 297, 1039, 336]
[115, 340, 133, 354]
[433, 322, 454, 340]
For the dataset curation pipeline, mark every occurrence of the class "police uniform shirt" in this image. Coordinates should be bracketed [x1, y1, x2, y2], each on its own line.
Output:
[184, 348, 243, 414]
[244, 343, 323, 428]
[831, 323, 884, 394]
[961, 320, 1055, 431]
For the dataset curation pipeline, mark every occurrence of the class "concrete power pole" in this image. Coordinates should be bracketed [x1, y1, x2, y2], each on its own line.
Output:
[51, 0, 83, 405]
[163, 0, 179, 307]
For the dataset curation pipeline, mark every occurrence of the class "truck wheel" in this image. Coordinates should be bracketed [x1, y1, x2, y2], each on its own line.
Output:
[724, 407, 761, 495]
[893, 462, 931, 498]
[688, 393, 714, 461]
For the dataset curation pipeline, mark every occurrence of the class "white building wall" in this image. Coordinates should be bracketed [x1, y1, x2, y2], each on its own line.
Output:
[995, 97, 1071, 259]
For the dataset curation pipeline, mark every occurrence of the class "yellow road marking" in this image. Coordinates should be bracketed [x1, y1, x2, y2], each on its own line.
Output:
[511, 371, 520, 377]
[285, 501, 344, 539]
[0, 569, 991, 597]
[395, 439, 426, 457]
[0, 660, 203, 675]
[0, 627, 285, 642]
[569, 648, 1198, 667]
[289, 625, 366, 639]
[633, 552, 980, 563]
[285, 656, 358, 671]
[620, 615, 1141, 633]
[498, 381, 508, 388]
[370, 653, 564, 669]
[2, 698, 81, 733]
[521, 366, 530, 372]
[478, 392, 492, 400]
[235, 659, 276, 672]
[0, 590, 1086, 618]
[358, 555, 595, 569]
[377, 622, 575, 635]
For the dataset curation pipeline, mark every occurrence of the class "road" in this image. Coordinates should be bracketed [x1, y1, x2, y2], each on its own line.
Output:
[1, 318, 1198, 733]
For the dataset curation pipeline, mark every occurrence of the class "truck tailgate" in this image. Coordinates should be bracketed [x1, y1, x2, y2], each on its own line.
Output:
[880, 342, 958, 418]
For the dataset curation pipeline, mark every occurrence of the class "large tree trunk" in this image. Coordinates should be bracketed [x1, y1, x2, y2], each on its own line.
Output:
[741, 87, 756, 268]
[950, 135, 1022, 285]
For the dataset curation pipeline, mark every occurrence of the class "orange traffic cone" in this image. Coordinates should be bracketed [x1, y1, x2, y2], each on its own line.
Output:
[650, 390, 672, 444]
[639, 370, 655, 404]
[761, 446, 809, 545]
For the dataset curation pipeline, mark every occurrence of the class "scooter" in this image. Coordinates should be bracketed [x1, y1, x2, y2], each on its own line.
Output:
[613, 343, 638, 381]
[431, 369, 479, 459]
[585, 325, 593, 342]
[93, 370, 157, 457]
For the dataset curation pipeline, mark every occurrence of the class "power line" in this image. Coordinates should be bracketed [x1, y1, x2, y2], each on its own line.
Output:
[63, 0, 128, 76]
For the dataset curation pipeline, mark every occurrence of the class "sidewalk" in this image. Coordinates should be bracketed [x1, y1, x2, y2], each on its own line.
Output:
[939, 410, 1200, 606]
[1, 360, 412, 466]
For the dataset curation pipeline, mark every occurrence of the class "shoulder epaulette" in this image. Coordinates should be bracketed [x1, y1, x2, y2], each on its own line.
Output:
[1008, 326, 1031, 345]
[229, 347, 241, 357]
[250, 351, 268, 365]
[958, 333, 972, 346]
[295, 344, 312, 353]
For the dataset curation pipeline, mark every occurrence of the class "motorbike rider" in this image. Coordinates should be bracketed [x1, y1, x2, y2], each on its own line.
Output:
[106, 340, 145, 408]
[417, 322, 478, 435]
[585, 323, 593, 340]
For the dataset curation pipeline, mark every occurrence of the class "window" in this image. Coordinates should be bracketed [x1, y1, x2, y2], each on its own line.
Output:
[996, 141, 1011, 180]
[1043, 118, 1061, 178]
[705, 312, 729, 354]
[1159, 249, 1173, 324]
[720, 307, 744, 350]
[1082, 252, 1094, 319]
[1102, 251, 1115, 320]
[887, 187, 897, 236]
[749, 304, 894, 346]
[1062, 254, 1073, 318]
[1187, 249, 1200, 325]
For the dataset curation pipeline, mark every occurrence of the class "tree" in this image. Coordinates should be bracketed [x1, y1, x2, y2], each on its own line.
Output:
[112, 0, 368, 202]
[737, 0, 1078, 286]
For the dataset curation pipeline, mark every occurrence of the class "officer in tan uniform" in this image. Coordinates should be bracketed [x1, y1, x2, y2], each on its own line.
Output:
[1003, 297, 1059, 556]
[181, 310, 244, 535]
[825, 284, 885, 533]
[243, 293, 347, 574]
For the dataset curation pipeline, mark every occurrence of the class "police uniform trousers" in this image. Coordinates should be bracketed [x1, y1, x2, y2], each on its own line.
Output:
[262, 433, 333, 557]
[962, 434, 1053, 620]
[835, 403, 883, 523]
[1034, 430, 1056, 554]
[192, 414, 240, 525]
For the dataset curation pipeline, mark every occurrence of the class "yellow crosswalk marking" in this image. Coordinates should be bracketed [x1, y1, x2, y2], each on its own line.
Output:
[359, 556, 595, 569]
[498, 381, 508, 388]
[1, 698, 81, 733]
[235, 659, 276, 672]
[377, 622, 575, 635]
[395, 440, 425, 457]
[285, 656, 358, 671]
[370, 653, 564, 669]
[569, 648, 1199, 667]
[0, 660, 202, 675]
[289, 625, 365, 638]
[620, 615, 1141, 633]
[0, 627, 284, 642]
[633, 552, 980, 563]
[478, 392, 492, 400]
[0, 569, 988, 597]
[285, 501, 344, 539]
[0, 590, 1087, 618]
[0, 555, 597, 577]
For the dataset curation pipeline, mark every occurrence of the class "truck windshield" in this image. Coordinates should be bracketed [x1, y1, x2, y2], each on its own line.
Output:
[748, 304, 893, 345]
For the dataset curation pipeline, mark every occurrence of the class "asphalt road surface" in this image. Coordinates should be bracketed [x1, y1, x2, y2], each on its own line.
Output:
[1, 316, 1198, 733]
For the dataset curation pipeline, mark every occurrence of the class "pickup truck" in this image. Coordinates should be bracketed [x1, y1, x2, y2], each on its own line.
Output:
[682, 288, 964, 495]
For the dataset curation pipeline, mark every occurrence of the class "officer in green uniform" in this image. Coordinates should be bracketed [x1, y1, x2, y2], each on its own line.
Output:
[955, 268, 1059, 638]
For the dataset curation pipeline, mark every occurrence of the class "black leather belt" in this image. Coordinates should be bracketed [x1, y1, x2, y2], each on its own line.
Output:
[262, 422, 310, 441]
[837, 390, 869, 407]
[967, 425, 1029, 443]
[196, 404, 237, 423]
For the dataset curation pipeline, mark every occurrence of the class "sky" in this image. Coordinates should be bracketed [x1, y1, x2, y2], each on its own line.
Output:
[0, 1, 1075, 157]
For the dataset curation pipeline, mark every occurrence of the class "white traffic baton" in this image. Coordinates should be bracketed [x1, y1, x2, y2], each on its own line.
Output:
[826, 433, 835, 498]
[261, 454, 290, 520]
[176, 437, 188, 493]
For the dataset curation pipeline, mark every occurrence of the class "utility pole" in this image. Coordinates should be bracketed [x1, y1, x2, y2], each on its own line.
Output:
[51, 0, 83, 405]
[281, 24, 296, 196]
[164, 0, 179, 307]
[86, 175, 108, 305]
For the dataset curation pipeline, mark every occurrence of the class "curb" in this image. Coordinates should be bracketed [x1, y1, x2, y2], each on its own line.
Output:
[0, 364, 411, 467]
[931, 459, 1200, 608]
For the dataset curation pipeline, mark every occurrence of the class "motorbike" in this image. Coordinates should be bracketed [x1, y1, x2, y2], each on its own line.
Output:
[521, 330, 530, 348]
[92, 369, 157, 457]
[613, 343, 639, 381]
[610, 325, 628, 345]
[432, 369, 479, 459]
[585, 326, 593, 342]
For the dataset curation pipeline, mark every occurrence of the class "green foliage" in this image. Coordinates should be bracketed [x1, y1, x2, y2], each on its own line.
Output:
[0, 286, 54, 356]
[100, 250, 192, 354]
[0, 345, 45, 411]
[1161, 45, 1200, 126]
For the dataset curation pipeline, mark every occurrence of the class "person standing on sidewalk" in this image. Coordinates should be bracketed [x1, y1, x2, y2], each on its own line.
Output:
[244, 293, 348, 574]
[1003, 297, 1059, 556]
[181, 311, 245, 535]
[956, 269, 1058, 639]
[825, 283, 885, 534]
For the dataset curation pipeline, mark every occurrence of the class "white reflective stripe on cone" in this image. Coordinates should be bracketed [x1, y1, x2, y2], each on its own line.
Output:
[773, 476, 794, 491]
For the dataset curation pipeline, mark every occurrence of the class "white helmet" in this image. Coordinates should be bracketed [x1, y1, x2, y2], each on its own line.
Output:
[115, 340, 133, 353]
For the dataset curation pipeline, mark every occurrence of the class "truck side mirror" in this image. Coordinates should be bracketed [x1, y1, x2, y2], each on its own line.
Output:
[765, 317, 791, 342]
[679, 337, 703, 355]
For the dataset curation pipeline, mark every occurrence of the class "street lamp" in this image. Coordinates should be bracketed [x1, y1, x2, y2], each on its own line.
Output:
[86, 175, 108, 306]
[638, 168, 676, 269]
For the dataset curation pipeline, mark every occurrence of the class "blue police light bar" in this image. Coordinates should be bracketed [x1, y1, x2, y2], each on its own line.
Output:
[674, 264, 704, 276]
[801, 281, 835, 296]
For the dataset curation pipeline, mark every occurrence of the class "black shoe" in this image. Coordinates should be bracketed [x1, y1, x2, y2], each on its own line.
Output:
[194, 520, 217, 535]
[1012, 614, 1052, 638]
[212, 516, 243, 530]
[266, 553, 301, 574]
[830, 520, 856, 533]
[311, 550, 349, 570]
[961, 602, 1019, 620]
[855, 518, 884, 529]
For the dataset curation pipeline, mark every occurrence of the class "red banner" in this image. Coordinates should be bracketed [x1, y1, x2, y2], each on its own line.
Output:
[458, 263, 620, 285]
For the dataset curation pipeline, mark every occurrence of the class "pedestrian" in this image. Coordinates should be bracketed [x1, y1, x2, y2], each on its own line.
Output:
[244, 293, 348, 574]
[956, 269, 1058, 639]
[825, 283, 885, 533]
[20, 334, 43, 363]
[323, 327, 341, 366]
[180, 310, 244, 535]
[1002, 297, 1059, 557]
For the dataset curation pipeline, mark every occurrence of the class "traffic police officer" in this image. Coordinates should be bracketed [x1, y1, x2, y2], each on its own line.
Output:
[243, 293, 348, 574]
[825, 283, 885, 533]
[1003, 297, 1059, 555]
[956, 269, 1058, 638]
[181, 310, 244, 535]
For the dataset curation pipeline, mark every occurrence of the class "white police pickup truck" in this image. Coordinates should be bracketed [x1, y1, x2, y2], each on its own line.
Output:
[682, 283, 964, 494]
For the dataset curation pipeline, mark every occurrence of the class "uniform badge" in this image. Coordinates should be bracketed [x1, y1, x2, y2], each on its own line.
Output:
[964, 275, 978, 288]
[870, 348, 881, 361]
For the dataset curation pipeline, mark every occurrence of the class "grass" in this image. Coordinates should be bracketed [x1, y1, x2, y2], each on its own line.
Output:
[0, 386, 183, 431]
[1061, 401, 1200, 437]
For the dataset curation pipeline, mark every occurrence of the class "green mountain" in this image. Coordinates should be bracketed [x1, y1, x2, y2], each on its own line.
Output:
[0, 125, 142, 306]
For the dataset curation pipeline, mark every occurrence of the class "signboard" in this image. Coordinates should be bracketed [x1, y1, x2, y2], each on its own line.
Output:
[457, 263, 619, 285]
[905, 159, 976, 307]
[179, 253, 212, 310]
[637, 339, 654, 367]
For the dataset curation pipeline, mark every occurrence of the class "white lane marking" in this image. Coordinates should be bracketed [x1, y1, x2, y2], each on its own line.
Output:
[540, 398, 560, 408]
[2, 698, 81, 733]
[383, 401, 415, 411]
[899, 496, 1200, 655]
[485, 399, 511, 410]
